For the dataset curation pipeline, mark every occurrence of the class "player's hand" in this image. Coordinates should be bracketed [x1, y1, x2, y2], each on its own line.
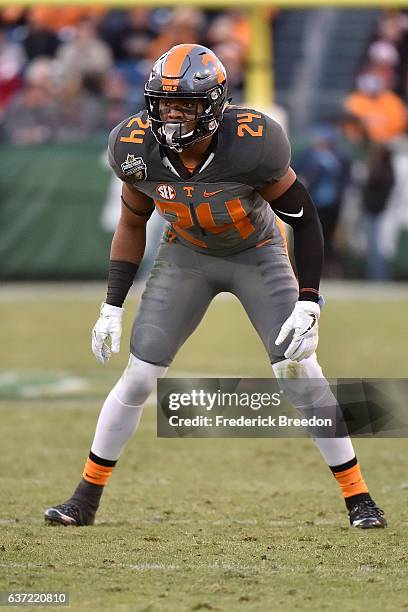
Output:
[91, 302, 124, 363]
[275, 301, 320, 362]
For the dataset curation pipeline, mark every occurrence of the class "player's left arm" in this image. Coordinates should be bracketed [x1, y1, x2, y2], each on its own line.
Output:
[257, 169, 324, 361]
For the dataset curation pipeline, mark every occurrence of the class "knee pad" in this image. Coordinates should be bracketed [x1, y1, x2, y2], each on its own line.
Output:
[272, 353, 334, 412]
[272, 353, 323, 380]
[131, 323, 174, 366]
[113, 354, 167, 407]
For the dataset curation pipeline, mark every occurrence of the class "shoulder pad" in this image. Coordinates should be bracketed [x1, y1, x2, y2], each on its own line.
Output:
[108, 110, 152, 183]
[219, 107, 291, 187]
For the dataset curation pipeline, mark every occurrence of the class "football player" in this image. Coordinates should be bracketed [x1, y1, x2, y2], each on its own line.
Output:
[44, 44, 386, 529]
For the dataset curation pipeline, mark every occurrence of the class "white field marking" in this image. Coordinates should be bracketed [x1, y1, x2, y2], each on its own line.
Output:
[0, 372, 20, 384]
[1, 369, 239, 403]
[0, 371, 90, 400]
[20, 377, 89, 399]
[2, 281, 408, 302]
[0, 562, 401, 577]
[0, 562, 269, 571]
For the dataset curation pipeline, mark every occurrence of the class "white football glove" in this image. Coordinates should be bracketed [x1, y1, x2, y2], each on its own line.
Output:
[91, 302, 124, 363]
[275, 301, 320, 362]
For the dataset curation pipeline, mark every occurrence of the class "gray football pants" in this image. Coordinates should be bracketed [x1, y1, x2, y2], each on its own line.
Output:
[130, 241, 299, 366]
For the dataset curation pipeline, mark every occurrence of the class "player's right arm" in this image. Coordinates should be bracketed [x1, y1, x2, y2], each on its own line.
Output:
[92, 183, 154, 363]
[110, 183, 154, 264]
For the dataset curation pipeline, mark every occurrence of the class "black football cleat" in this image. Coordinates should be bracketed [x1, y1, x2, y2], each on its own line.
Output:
[348, 499, 387, 529]
[44, 502, 95, 527]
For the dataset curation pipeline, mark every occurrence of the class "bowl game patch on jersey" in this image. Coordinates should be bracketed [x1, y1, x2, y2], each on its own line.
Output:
[121, 154, 147, 180]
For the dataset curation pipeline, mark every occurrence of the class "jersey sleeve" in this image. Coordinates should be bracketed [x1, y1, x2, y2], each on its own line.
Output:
[253, 116, 291, 187]
[107, 112, 149, 184]
[107, 118, 131, 182]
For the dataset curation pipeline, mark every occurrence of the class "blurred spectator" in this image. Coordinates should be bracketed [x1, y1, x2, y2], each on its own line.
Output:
[360, 143, 395, 279]
[0, 25, 26, 116]
[294, 125, 351, 277]
[0, 7, 251, 143]
[23, 6, 106, 34]
[205, 10, 250, 53]
[54, 68, 104, 142]
[205, 11, 249, 101]
[366, 40, 399, 90]
[56, 18, 113, 94]
[101, 68, 133, 130]
[343, 70, 407, 142]
[2, 57, 58, 145]
[99, 9, 155, 62]
[374, 11, 408, 97]
[378, 10, 408, 45]
[343, 71, 406, 279]
[213, 41, 245, 101]
[0, 7, 26, 27]
[148, 8, 204, 60]
[21, 8, 60, 60]
[123, 9, 156, 61]
[99, 9, 154, 110]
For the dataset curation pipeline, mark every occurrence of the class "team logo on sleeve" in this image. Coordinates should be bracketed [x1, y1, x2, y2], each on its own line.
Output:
[121, 154, 147, 180]
[156, 184, 176, 200]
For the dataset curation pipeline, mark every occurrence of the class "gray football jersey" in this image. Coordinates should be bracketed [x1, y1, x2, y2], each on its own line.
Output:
[108, 106, 291, 256]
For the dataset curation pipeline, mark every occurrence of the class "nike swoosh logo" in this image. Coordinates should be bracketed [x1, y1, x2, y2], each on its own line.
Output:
[274, 207, 304, 218]
[299, 313, 318, 336]
[203, 189, 223, 197]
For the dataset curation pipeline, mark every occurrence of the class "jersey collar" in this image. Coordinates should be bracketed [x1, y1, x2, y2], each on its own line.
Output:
[159, 132, 218, 180]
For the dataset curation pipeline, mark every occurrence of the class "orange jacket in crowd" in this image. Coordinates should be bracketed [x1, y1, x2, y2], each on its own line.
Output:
[344, 89, 407, 143]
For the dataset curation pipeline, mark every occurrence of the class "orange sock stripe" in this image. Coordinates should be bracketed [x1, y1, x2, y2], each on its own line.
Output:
[333, 463, 368, 498]
[83, 458, 114, 486]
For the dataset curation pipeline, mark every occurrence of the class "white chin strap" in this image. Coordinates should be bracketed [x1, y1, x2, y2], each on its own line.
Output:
[161, 123, 194, 150]
[162, 123, 179, 147]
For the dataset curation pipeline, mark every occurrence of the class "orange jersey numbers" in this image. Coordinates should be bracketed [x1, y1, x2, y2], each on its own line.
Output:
[120, 116, 150, 144]
[155, 198, 255, 247]
[237, 112, 264, 138]
[154, 200, 207, 248]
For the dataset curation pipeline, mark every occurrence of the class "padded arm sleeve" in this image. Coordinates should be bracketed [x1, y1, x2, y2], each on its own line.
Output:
[270, 179, 323, 301]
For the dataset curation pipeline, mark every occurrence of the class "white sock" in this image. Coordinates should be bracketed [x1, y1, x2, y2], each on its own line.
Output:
[272, 354, 355, 467]
[91, 355, 167, 461]
[90, 390, 144, 461]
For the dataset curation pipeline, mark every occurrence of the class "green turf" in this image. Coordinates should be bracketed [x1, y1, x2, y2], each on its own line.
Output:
[1, 293, 408, 611]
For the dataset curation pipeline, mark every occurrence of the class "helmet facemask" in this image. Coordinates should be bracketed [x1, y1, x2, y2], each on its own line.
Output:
[145, 86, 226, 152]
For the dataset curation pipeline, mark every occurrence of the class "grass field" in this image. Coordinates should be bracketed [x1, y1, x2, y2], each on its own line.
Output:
[1, 284, 408, 611]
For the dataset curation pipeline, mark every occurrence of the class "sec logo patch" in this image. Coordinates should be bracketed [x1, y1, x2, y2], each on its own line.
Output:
[157, 184, 176, 200]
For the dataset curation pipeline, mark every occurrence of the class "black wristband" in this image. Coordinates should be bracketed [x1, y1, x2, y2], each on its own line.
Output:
[106, 260, 139, 307]
[299, 288, 320, 303]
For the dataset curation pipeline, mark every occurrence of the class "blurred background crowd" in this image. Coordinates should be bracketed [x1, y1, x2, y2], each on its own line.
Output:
[1, 6, 408, 281]
[0, 5, 252, 138]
